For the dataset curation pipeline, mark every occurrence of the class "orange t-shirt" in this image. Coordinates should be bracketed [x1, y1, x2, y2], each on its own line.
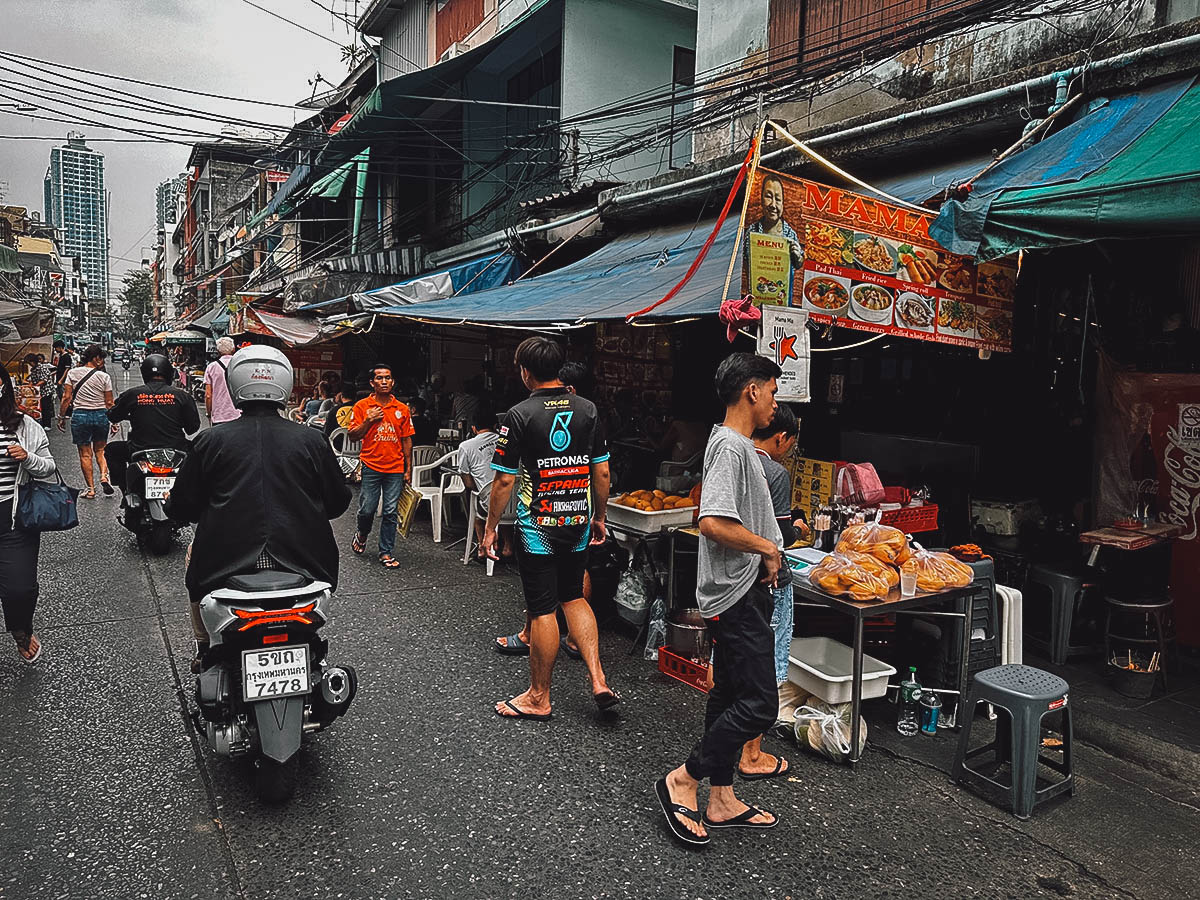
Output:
[351, 395, 416, 474]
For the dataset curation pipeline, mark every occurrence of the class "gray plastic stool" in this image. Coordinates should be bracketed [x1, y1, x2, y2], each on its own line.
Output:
[1027, 564, 1101, 664]
[952, 664, 1074, 819]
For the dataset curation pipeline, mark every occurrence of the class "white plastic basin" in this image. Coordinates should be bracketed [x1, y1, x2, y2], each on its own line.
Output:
[787, 636, 897, 705]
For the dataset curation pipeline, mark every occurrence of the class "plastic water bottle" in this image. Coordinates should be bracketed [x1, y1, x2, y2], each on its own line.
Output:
[897, 667, 922, 736]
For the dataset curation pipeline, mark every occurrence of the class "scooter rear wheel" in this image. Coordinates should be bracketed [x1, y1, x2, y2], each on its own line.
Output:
[148, 522, 173, 555]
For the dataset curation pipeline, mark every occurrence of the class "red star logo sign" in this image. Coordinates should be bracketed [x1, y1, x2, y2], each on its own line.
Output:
[770, 332, 799, 364]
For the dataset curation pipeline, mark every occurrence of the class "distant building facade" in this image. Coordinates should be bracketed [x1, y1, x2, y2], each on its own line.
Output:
[44, 133, 110, 306]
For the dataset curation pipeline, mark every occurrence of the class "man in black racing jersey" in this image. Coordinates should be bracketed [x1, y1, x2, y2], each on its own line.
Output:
[483, 337, 619, 719]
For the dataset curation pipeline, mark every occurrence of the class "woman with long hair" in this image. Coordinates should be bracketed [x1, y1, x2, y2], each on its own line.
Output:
[0, 364, 57, 662]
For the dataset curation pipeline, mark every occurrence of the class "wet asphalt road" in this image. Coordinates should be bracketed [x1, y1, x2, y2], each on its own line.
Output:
[1, 367, 1197, 899]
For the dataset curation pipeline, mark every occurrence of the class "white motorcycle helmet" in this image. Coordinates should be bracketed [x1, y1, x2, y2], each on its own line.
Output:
[226, 344, 294, 409]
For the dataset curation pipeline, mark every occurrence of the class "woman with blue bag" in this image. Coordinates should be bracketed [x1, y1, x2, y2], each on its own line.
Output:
[0, 364, 59, 663]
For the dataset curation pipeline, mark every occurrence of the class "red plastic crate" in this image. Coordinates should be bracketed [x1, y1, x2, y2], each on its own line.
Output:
[657, 646, 710, 693]
[879, 503, 938, 533]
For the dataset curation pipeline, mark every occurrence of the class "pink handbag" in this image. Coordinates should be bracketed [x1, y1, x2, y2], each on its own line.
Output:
[836, 463, 886, 506]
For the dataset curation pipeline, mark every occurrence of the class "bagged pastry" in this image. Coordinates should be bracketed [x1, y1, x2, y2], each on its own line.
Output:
[900, 547, 974, 592]
[808, 552, 891, 601]
[836, 522, 912, 565]
[841, 549, 899, 589]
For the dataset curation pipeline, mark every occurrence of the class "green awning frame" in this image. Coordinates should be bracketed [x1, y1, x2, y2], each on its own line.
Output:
[0, 245, 19, 274]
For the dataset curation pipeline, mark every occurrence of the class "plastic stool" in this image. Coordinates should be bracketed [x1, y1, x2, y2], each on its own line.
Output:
[1104, 597, 1177, 690]
[1027, 564, 1100, 665]
[952, 664, 1074, 819]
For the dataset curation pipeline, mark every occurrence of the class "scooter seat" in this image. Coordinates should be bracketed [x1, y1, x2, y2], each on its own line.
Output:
[225, 571, 311, 592]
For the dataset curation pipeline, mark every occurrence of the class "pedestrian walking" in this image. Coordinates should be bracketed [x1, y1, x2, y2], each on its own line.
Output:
[0, 364, 57, 664]
[654, 352, 783, 846]
[58, 343, 114, 499]
[483, 337, 618, 720]
[28, 354, 57, 428]
[53, 340, 73, 406]
[739, 403, 801, 781]
[203, 336, 241, 425]
[348, 364, 414, 569]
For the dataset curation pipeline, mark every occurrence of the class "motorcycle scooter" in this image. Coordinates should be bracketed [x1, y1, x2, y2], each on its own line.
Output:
[121, 447, 188, 554]
[194, 571, 357, 802]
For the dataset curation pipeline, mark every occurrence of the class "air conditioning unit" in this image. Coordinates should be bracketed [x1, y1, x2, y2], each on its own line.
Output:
[439, 41, 470, 63]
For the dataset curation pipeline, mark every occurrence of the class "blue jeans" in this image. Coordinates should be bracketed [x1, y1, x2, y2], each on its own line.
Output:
[770, 582, 794, 684]
[357, 467, 406, 555]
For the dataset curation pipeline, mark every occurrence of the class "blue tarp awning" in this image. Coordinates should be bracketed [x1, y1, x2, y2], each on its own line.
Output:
[299, 252, 522, 315]
[375, 218, 743, 326]
[930, 77, 1194, 258]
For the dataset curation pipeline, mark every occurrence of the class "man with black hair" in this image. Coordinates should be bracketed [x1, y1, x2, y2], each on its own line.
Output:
[485, 337, 618, 719]
[738, 402, 802, 781]
[348, 363, 414, 569]
[457, 405, 505, 559]
[655, 351, 784, 846]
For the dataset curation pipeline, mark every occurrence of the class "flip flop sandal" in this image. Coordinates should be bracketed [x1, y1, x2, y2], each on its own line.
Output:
[379, 554, 400, 568]
[495, 699, 552, 721]
[83, 488, 96, 499]
[593, 690, 622, 712]
[560, 637, 583, 660]
[494, 632, 530, 655]
[702, 806, 779, 830]
[738, 756, 790, 781]
[654, 777, 710, 846]
[351, 533, 366, 555]
[16, 634, 42, 665]
[100, 479, 114, 495]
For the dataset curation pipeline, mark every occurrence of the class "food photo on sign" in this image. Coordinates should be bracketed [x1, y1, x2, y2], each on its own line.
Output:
[740, 167, 1018, 353]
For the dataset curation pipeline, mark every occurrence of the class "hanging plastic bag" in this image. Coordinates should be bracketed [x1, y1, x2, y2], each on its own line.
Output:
[836, 521, 912, 565]
[794, 702, 867, 761]
[614, 540, 659, 626]
[836, 462, 886, 506]
[900, 545, 974, 591]
[643, 596, 666, 661]
[808, 551, 891, 601]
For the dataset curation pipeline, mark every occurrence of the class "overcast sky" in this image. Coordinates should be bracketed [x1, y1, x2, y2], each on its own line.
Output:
[0, 0, 353, 296]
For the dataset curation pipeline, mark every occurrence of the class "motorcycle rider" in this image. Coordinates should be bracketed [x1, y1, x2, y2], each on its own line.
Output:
[106, 353, 200, 500]
[165, 346, 351, 669]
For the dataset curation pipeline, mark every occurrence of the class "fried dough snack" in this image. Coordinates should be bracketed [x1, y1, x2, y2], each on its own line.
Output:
[900, 549, 974, 592]
[808, 552, 891, 601]
[836, 523, 912, 565]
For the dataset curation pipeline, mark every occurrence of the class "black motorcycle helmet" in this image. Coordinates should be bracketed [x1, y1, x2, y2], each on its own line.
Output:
[141, 353, 174, 383]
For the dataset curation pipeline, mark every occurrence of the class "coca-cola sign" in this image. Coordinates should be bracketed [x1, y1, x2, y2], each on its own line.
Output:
[1163, 421, 1200, 542]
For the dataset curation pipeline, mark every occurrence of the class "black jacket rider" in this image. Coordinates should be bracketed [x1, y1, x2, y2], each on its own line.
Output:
[165, 404, 352, 603]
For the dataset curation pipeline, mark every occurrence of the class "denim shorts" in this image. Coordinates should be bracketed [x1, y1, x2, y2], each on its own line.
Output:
[769, 582, 795, 684]
[71, 408, 110, 446]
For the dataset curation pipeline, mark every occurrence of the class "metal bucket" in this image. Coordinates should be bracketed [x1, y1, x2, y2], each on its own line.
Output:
[666, 608, 710, 661]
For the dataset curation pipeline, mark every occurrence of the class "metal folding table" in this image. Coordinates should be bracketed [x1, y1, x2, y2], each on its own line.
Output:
[792, 579, 979, 763]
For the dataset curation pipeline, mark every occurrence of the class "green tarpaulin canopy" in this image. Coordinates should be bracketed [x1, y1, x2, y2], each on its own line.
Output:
[0, 245, 19, 274]
[955, 83, 1200, 260]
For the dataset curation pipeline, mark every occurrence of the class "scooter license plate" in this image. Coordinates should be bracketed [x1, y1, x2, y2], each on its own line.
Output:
[242, 645, 310, 701]
[144, 476, 175, 500]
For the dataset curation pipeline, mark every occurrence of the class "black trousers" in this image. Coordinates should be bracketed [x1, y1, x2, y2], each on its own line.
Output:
[0, 501, 41, 636]
[685, 582, 778, 787]
[40, 395, 55, 426]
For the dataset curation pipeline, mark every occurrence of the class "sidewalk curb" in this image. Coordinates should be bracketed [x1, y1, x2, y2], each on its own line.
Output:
[1073, 707, 1200, 784]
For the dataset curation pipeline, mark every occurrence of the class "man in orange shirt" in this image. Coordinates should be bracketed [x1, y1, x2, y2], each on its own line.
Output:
[348, 364, 414, 568]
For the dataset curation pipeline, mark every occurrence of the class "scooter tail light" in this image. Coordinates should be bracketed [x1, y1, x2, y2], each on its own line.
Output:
[230, 602, 317, 632]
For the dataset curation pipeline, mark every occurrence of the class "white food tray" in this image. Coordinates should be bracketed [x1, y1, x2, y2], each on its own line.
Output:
[787, 636, 897, 705]
[606, 500, 695, 533]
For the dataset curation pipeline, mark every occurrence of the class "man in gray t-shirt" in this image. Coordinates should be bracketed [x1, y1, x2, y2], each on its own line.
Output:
[654, 352, 784, 848]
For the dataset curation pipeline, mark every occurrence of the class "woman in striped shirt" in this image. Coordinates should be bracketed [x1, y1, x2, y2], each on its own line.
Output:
[0, 364, 57, 663]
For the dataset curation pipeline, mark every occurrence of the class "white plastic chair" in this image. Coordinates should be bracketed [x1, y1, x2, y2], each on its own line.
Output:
[410, 449, 468, 542]
[410, 445, 442, 487]
[464, 487, 519, 576]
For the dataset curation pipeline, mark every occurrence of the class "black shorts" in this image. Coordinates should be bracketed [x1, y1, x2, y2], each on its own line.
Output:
[516, 547, 587, 618]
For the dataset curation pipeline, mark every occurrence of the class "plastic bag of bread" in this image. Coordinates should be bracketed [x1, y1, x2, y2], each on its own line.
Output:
[900, 547, 974, 592]
[836, 522, 912, 565]
[841, 549, 899, 589]
[808, 552, 891, 601]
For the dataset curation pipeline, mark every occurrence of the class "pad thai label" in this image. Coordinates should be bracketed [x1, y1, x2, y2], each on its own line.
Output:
[742, 168, 1016, 353]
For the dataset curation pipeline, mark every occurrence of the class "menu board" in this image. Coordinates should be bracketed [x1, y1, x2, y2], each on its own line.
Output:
[788, 455, 836, 520]
[742, 168, 1016, 353]
[747, 233, 791, 305]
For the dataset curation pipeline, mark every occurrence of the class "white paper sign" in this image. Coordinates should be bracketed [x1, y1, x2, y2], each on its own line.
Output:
[757, 306, 810, 402]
